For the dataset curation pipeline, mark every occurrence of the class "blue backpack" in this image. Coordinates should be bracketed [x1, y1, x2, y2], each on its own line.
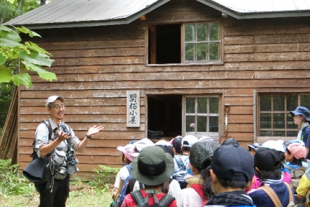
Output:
[115, 164, 132, 207]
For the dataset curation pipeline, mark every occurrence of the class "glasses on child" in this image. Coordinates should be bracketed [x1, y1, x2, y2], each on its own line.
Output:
[52, 104, 65, 110]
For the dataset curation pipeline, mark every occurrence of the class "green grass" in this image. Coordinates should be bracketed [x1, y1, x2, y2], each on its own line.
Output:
[0, 183, 113, 207]
[0, 160, 117, 207]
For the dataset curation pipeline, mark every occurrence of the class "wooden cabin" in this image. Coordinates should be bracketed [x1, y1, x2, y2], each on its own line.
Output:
[4, 0, 310, 176]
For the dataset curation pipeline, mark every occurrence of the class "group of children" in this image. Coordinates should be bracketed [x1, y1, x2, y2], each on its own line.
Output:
[109, 106, 310, 206]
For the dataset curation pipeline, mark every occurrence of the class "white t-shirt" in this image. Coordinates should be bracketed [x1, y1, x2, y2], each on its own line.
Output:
[114, 165, 130, 188]
[176, 187, 204, 207]
[132, 179, 181, 198]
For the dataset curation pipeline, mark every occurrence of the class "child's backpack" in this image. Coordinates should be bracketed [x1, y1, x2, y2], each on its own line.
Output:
[172, 155, 188, 189]
[286, 165, 306, 203]
[130, 191, 175, 207]
[115, 164, 132, 207]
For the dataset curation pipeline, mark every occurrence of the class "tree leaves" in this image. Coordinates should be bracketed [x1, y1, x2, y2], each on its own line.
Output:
[0, 68, 13, 83]
[0, 25, 56, 88]
[12, 73, 33, 88]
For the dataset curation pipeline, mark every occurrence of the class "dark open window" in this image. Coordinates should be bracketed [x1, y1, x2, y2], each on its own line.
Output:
[148, 24, 181, 64]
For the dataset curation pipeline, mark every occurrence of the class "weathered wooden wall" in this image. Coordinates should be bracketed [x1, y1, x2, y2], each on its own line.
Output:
[18, 0, 310, 175]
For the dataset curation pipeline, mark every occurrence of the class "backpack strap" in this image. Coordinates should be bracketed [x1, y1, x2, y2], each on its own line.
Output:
[30, 120, 53, 159]
[42, 120, 53, 141]
[191, 184, 207, 203]
[158, 193, 175, 207]
[259, 186, 281, 207]
[175, 155, 186, 171]
[130, 190, 147, 206]
[130, 191, 174, 206]
[284, 182, 294, 203]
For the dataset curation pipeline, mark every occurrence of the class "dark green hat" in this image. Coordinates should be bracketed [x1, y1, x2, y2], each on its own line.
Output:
[131, 146, 174, 186]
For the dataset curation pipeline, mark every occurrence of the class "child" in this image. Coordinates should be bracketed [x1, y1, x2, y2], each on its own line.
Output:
[112, 144, 135, 203]
[121, 146, 177, 207]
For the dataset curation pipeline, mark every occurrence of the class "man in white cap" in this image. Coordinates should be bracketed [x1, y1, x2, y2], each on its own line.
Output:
[34, 95, 103, 207]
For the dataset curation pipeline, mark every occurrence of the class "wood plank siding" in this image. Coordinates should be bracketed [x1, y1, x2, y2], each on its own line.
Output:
[18, 0, 310, 175]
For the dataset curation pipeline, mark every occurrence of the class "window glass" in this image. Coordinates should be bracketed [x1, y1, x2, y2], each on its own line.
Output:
[209, 42, 219, 60]
[197, 43, 207, 61]
[286, 114, 295, 129]
[185, 96, 219, 133]
[260, 131, 271, 136]
[273, 113, 284, 129]
[259, 94, 307, 137]
[185, 24, 195, 42]
[274, 131, 285, 136]
[260, 113, 271, 128]
[260, 96, 271, 111]
[184, 23, 221, 62]
[273, 96, 284, 111]
[198, 98, 207, 113]
[197, 23, 207, 41]
[185, 43, 195, 61]
[301, 95, 310, 109]
[186, 116, 195, 132]
[287, 95, 297, 111]
[287, 131, 298, 136]
[209, 23, 219, 41]
[197, 116, 207, 132]
[210, 97, 219, 113]
[186, 98, 195, 113]
[209, 116, 218, 132]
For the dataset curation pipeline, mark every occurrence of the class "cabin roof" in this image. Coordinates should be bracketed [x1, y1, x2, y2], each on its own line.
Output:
[5, 0, 310, 29]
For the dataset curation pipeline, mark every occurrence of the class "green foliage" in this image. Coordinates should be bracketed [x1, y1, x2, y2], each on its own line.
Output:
[0, 25, 56, 88]
[0, 0, 41, 23]
[0, 159, 35, 196]
[89, 165, 120, 191]
[0, 83, 12, 132]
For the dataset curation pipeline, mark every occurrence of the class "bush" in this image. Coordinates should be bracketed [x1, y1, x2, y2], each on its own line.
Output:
[88, 165, 120, 191]
[0, 159, 35, 196]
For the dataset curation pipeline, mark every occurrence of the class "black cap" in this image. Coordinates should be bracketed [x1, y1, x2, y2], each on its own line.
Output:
[254, 147, 281, 171]
[211, 144, 254, 183]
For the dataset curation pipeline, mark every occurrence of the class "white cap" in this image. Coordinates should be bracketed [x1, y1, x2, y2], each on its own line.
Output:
[182, 135, 198, 147]
[45, 95, 64, 107]
[131, 138, 154, 157]
[134, 138, 154, 152]
[262, 140, 286, 153]
[155, 140, 172, 146]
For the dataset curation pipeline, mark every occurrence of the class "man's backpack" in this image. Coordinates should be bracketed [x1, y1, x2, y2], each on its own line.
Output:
[115, 164, 132, 207]
[130, 191, 175, 207]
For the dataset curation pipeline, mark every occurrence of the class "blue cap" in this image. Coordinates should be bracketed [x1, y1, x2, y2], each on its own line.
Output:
[290, 106, 310, 122]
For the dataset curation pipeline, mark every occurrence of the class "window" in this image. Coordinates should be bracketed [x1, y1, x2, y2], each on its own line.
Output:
[259, 94, 310, 137]
[148, 22, 221, 64]
[184, 96, 219, 136]
[184, 23, 220, 62]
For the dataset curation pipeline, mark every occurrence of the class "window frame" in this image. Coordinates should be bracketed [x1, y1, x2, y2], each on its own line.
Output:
[182, 22, 222, 63]
[257, 93, 310, 139]
[182, 95, 221, 140]
[146, 21, 224, 66]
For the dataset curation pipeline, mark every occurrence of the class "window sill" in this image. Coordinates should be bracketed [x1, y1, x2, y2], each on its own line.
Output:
[146, 61, 224, 67]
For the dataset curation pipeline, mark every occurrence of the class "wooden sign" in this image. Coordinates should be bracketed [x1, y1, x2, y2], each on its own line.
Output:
[127, 90, 140, 127]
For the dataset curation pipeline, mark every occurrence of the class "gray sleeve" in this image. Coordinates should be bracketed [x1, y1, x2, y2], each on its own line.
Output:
[34, 123, 49, 158]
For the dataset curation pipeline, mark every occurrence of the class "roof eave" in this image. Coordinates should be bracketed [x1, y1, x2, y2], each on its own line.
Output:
[197, 0, 310, 19]
[4, 0, 170, 30]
